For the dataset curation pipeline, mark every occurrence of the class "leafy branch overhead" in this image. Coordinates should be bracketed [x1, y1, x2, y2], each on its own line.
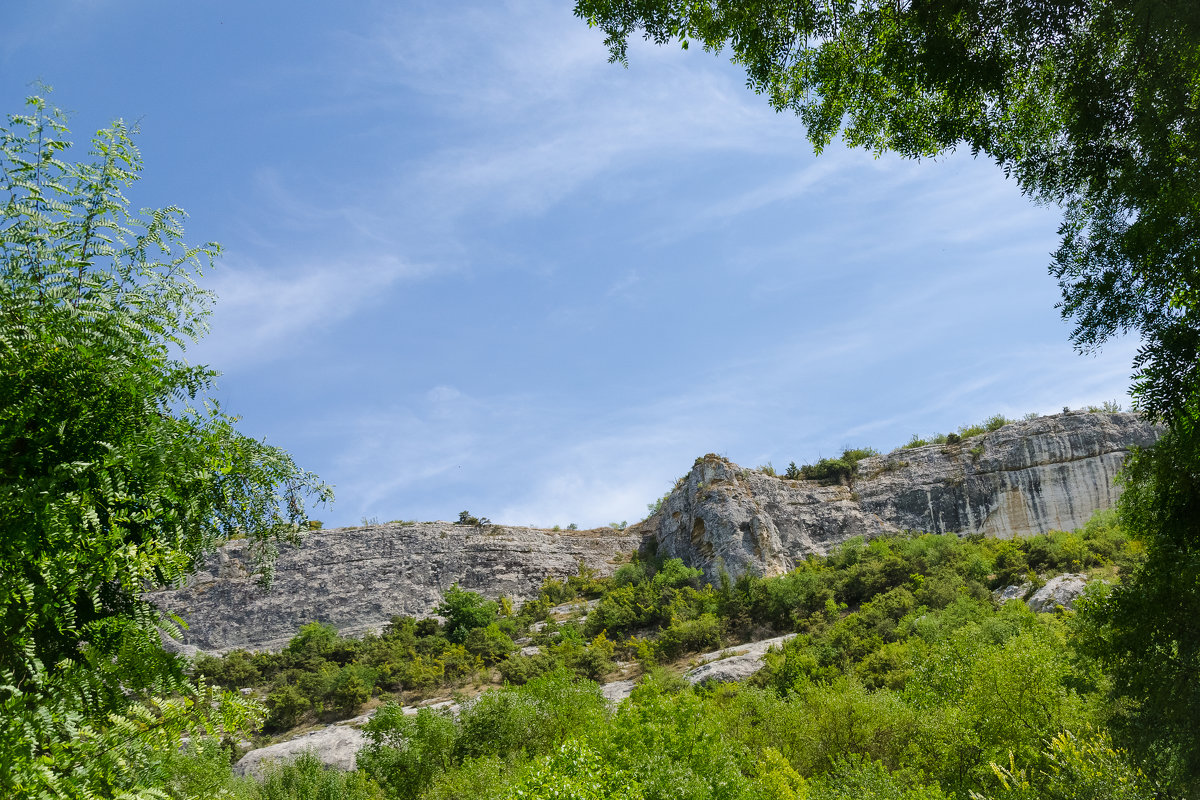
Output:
[575, 0, 1200, 423]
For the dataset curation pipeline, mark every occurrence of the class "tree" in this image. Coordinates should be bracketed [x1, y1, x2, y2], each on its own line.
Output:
[573, 3, 1200, 791]
[436, 584, 499, 643]
[0, 93, 331, 796]
[1074, 415, 1200, 794]
[574, 0, 1200, 423]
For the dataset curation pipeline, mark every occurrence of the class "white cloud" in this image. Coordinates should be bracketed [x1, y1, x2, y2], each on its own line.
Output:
[194, 255, 423, 368]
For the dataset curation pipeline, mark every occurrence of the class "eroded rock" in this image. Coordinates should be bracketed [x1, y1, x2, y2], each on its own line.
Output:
[684, 635, 795, 686]
[1027, 573, 1091, 613]
[148, 523, 640, 653]
[234, 724, 367, 778]
[655, 412, 1158, 580]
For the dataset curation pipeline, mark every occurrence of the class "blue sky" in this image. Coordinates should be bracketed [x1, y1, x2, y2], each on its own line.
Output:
[2, 1, 1136, 529]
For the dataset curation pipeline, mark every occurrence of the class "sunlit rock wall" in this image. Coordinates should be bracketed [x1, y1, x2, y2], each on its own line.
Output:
[652, 412, 1159, 580]
[147, 523, 641, 653]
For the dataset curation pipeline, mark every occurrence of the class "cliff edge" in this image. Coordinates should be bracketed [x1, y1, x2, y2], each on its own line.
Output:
[148, 523, 642, 653]
[652, 411, 1159, 580]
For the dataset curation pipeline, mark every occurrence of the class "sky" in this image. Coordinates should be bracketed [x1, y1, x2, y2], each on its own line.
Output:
[1, 0, 1138, 529]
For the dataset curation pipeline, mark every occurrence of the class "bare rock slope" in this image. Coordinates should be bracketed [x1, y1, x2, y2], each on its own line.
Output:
[151, 412, 1155, 653]
[148, 523, 640, 653]
[654, 412, 1158, 580]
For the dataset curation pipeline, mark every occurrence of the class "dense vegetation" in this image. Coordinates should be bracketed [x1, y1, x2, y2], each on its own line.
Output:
[168, 510, 1182, 799]
[7, 0, 1199, 790]
[569, 10, 1200, 796]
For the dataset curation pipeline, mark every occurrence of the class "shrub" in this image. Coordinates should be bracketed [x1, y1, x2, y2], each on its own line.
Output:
[652, 558, 705, 591]
[811, 754, 947, 800]
[455, 688, 553, 761]
[437, 585, 498, 643]
[507, 741, 644, 800]
[800, 448, 879, 485]
[265, 683, 312, 731]
[195, 650, 261, 688]
[158, 737, 253, 800]
[655, 613, 722, 661]
[360, 706, 459, 800]
[440, 645, 482, 685]
[464, 624, 515, 665]
[257, 752, 385, 800]
[972, 730, 1155, 800]
[284, 622, 341, 666]
[327, 665, 375, 716]
[398, 655, 444, 692]
[613, 561, 648, 587]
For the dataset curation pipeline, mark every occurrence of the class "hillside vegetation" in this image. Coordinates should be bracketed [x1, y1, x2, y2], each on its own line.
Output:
[175, 510, 1172, 800]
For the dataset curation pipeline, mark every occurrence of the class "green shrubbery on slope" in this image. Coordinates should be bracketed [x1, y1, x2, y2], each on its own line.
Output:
[172, 509, 1170, 800]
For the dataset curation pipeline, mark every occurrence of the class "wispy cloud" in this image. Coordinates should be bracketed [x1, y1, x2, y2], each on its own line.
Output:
[195, 255, 424, 368]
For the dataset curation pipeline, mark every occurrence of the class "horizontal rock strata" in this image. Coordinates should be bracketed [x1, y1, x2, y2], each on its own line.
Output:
[148, 523, 641, 653]
[653, 412, 1158, 580]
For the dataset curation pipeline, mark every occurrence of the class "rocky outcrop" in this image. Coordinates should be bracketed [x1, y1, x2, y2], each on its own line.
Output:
[234, 723, 367, 778]
[992, 573, 1097, 612]
[684, 635, 795, 686]
[150, 412, 1154, 652]
[1026, 574, 1092, 613]
[148, 523, 641, 653]
[654, 412, 1158, 580]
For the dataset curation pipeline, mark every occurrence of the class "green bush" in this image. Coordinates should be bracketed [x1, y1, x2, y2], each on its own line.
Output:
[811, 755, 948, 800]
[265, 683, 312, 731]
[359, 705, 458, 800]
[654, 613, 722, 661]
[327, 664, 376, 716]
[437, 585, 499, 643]
[158, 737, 254, 800]
[257, 752, 384, 800]
[799, 448, 879, 485]
[464, 623, 516, 665]
[507, 740, 644, 800]
[195, 650, 262, 688]
[972, 730, 1155, 800]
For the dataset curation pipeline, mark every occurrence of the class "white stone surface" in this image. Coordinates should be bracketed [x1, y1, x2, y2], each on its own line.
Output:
[654, 413, 1158, 580]
[993, 583, 1032, 603]
[234, 724, 367, 778]
[684, 635, 796, 686]
[1027, 573, 1091, 613]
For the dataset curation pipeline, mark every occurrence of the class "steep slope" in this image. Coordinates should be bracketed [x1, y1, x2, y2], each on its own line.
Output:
[653, 411, 1158, 579]
[148, 523, 641, 653]
[151, 411, 1156, 652]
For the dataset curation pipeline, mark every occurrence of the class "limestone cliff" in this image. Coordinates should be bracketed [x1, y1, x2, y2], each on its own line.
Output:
[148, 523, 641, 653]
[653, 412, 1158, 579]
[151, 411, 1156, 653]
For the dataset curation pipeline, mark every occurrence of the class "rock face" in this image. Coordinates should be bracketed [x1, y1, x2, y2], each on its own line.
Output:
[148, 523, 640, 653]
[150, 412, 1155, 652]
[684, 635, 795, 686]
[234, 723, 367, 778]
[1026, 574, 1092, 613]
[654, 412, 1158, 580]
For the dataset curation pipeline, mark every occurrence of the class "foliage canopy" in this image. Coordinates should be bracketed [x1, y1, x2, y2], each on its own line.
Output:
[574, 0, 1200, 422]
[0, 94, 330, 797]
